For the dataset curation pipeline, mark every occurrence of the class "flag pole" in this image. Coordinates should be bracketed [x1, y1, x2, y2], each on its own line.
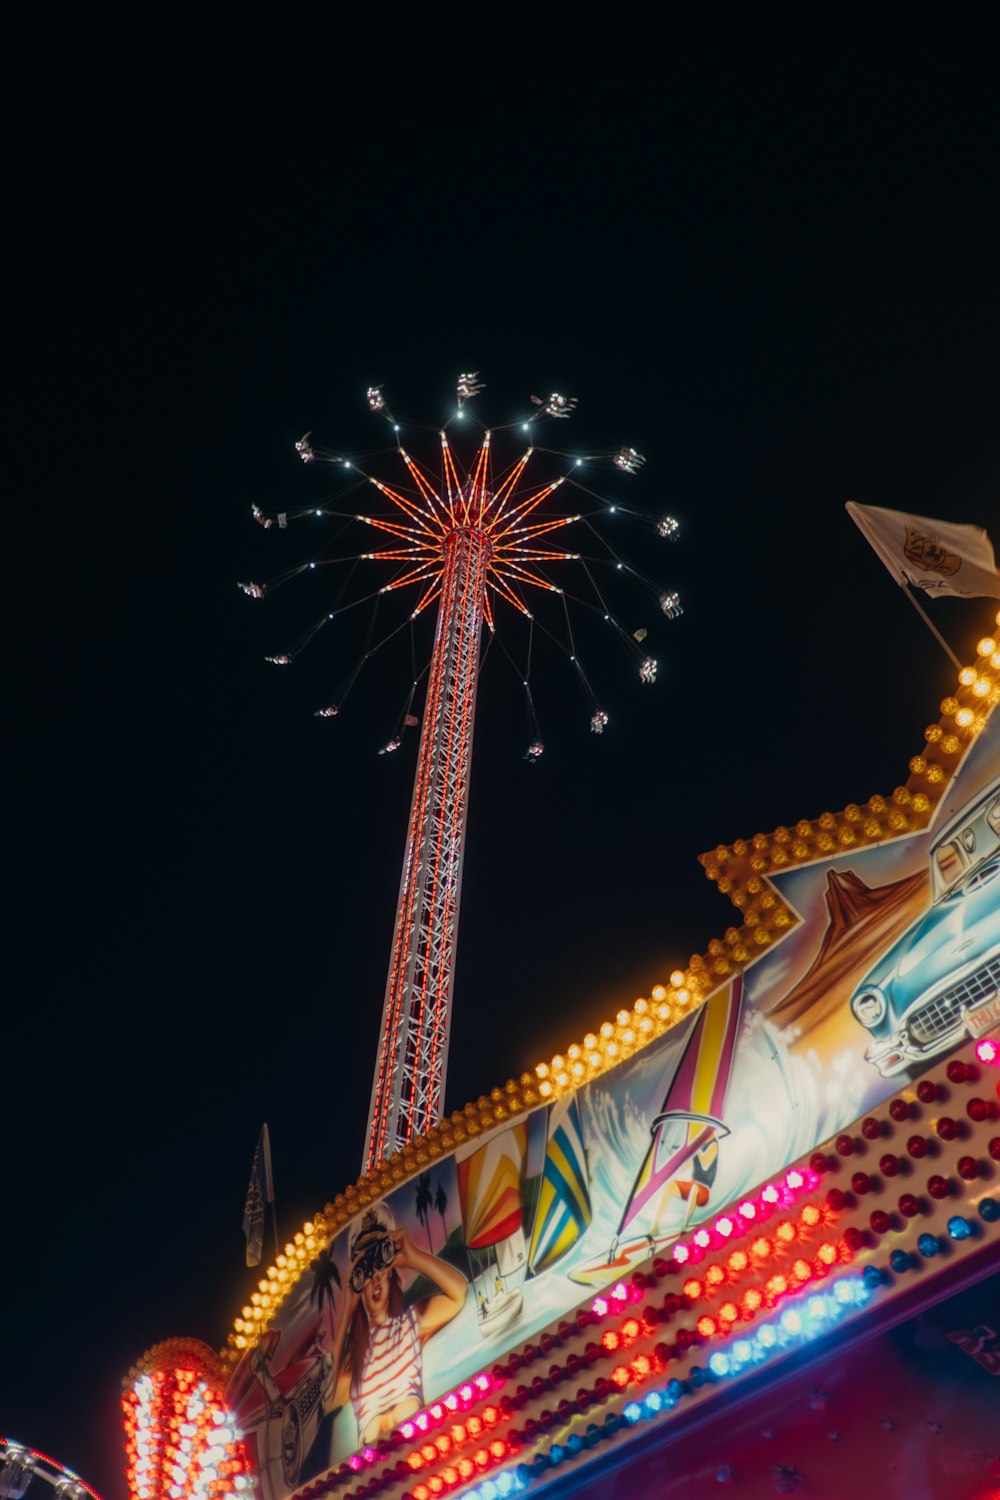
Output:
[899, 582, 962, 670]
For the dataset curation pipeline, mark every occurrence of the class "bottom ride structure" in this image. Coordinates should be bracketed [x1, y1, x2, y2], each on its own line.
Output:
[125, 619, 1000, 1498]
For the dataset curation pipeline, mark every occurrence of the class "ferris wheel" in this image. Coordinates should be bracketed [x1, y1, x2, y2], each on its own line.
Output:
[0, 1439, 100, 1500]
[242, 376, 686, 1173]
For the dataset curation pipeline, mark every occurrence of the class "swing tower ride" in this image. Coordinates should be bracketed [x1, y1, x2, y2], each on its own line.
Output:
[249, 378, 671, 1176]
[363, 423, 581, 1173]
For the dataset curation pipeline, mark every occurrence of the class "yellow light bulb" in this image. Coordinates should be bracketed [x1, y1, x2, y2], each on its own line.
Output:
[977, 637, 996, 656]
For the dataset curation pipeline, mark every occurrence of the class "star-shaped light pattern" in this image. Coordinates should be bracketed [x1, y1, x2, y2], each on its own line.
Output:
[242, 380, 685, 1172]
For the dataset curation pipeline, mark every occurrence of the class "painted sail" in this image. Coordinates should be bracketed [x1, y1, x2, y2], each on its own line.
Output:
[616, 975, 745, 1243]
[527, 1095, 592, 1274]
[456, 1124, 527, 1249]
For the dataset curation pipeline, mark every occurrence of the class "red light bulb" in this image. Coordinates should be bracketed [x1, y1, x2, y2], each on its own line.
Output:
[917, 1080, 939, 1104]
[957, 1156, 979, 1181]
[861, 1116, 882, 1140]
[880, 1153, 901, 1176]
[851, 1171, 872, 1195]
[968, 1097, 994, 1122]
[898, 1193, 920, 1218]
[810, 1151, 830, 1173]
[826, 1188, 847, 1212]
[991, 1137, 1000, 1161]
[947, 1060, 972, 1084]
[927, 1175, 950, 1200]
[835, 1133, 856, 1156]
[889, 1098, 912, 1122]
[844, 1226, 865, 1252]
[936, 1116, 959, 1141]
[907, 1135, 929, 1158]
[869, 1210, 890, 1234]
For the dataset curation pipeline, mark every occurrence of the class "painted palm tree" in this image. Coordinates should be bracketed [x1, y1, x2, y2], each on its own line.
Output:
[434, 1179, 449, 1247]
[309, 1243, 341, 1344]
[414, 1172, 434, 1249]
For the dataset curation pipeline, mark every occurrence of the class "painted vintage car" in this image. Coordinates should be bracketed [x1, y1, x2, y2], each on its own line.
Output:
[226, 1324, 333, 1496]
[850, 777, 1000, 1076]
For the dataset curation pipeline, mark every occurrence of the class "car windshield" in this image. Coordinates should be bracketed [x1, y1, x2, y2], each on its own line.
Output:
[930, 788, 1000, 902]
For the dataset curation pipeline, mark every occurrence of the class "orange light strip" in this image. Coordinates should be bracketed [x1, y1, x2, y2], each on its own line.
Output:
[357, 513, 432, 544]
[440, 433, 463, 526]
[489, 476, 567, 540]
[481, 448, 531, 526]
[486, 575, 533, 616]
[368, 477, 441, 537]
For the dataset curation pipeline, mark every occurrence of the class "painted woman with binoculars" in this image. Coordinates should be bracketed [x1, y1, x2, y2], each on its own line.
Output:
[327, 1204, 467, 1445]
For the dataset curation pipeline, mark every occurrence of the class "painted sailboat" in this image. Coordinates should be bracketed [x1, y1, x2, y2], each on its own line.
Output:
[526, 1094, 592, 1275]
[457, 1124, 528, 1337]
[570, 975, 745, 1287]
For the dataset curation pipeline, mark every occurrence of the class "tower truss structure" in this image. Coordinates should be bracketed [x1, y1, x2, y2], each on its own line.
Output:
[363, 431, 577, 1171]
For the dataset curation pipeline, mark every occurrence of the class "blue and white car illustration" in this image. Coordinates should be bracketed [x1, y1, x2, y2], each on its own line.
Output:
[850, 776, 1000, 1076]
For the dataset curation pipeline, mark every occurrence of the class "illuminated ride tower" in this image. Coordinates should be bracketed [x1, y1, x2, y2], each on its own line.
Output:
[364, 420, 580, 1173]
[246, 377, 670, 1175]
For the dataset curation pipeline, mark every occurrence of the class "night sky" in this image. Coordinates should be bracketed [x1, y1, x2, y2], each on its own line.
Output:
[6, 12, 999, 1496]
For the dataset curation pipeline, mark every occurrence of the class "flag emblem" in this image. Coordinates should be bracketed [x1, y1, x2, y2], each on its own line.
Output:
[904, 527, 960, 578]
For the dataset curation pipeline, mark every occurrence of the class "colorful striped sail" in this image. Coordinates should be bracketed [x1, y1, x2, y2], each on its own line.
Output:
[527, 1095, 592, 1274]
[616, 976, 745, 1242]
[456, 1124, 527, 1250]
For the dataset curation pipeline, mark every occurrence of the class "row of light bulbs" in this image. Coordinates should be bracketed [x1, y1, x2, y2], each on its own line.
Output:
[224, 625, 999, 1362]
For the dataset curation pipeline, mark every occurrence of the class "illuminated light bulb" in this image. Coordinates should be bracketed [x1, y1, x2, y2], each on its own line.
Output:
[683, 1278, 702, 1300]
[719, 1300, 739, 1324]
[956, 708, 975, 726]
[738, 1199, 758, 1220]
[975, 1038, 998, 1064]
[727, 1250, 748, 1273]
[716, 1216, 735, 1237]
[694, 1229, 712, 1249]
[705, 1264, 726, 1286]
[696, 1315, 717, 1338]
[761, 1183, 780, 1204]
[672, 1242, 690, 1265]
[800, 1204, 821, 1227]
[869, 1210, 890, 1234]
[751, 1235, 772, 1260]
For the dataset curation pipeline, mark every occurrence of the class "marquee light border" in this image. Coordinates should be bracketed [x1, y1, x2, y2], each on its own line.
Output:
[120, 623, 998, 1383]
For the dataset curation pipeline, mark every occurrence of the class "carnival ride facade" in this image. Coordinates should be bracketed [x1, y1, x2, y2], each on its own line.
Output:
[124, 386, 1000, 1500]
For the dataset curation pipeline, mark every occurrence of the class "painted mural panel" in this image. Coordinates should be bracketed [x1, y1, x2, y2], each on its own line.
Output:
[227, 712, 999, 1497]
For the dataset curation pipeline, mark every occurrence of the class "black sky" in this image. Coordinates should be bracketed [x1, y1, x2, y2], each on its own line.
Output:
[5, 10, 999, 1496]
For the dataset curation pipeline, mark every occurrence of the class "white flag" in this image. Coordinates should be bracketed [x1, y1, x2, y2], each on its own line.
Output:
[846, 502, 1000, 600]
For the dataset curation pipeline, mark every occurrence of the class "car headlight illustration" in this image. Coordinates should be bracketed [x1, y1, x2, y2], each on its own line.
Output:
[851, 989, 887, 1028]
